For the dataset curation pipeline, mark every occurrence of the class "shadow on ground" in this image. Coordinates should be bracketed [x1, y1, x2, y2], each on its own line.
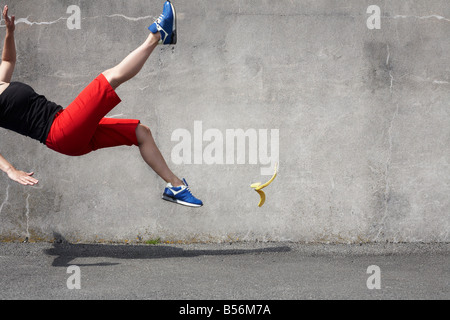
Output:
[44, 233, 291, 267]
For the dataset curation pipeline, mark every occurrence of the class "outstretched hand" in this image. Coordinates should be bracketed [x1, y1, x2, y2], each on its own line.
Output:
[2, 5, 15, 33]
[7, 168, 39, 186]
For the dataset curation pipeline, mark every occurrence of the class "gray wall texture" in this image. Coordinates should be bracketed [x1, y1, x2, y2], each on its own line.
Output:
[0, 0, 449, 243]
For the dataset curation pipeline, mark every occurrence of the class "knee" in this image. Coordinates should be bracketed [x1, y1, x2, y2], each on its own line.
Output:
[102, 68, 120, 90]
[138, 124, 152, 135]
[136, 124, 152, 144]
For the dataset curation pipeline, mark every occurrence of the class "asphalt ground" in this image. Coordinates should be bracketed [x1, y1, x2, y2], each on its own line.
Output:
[0, 241, 448, 303]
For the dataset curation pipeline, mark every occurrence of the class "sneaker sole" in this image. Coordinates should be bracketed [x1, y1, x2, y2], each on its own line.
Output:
[170, 1, 177, 44]
[162, 194, 202, 207]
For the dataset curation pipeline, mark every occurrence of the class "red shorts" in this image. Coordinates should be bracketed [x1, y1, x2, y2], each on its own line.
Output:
[46, 74, 140, 156]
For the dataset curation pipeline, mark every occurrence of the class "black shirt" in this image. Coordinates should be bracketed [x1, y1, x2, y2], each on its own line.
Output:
[0, 82, 62, 144]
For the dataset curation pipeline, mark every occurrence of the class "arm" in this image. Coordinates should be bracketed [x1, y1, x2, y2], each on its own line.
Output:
[0, 5, 16, 83]
[0, 7, 37, 186]
[0, 152, 39, 186]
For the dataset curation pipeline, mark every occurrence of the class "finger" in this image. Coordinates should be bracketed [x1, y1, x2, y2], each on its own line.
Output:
[22, 177, 38, 185]
[17, 178, 29, 186]
[15, 173, 38, 186]
[25, 174, 38, 183]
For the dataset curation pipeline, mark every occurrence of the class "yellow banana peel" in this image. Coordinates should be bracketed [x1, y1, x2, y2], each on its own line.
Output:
[255, 189, 266, 207]
[251, 163, 278, 207]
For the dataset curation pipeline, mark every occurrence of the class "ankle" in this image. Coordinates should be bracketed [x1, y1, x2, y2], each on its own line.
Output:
[170, 178, 184, 187]
[147, 31, 161, 45]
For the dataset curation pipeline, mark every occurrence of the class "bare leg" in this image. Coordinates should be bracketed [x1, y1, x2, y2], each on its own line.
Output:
[102, 32, 161, 90]
[102, 32, 183, 186]
[136, 124, 183, 187]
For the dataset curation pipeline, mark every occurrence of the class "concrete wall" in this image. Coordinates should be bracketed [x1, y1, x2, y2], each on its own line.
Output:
[0, 0, 449, 243]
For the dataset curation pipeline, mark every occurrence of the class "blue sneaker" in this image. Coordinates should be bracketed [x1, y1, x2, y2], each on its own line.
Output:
[162, 179, 203, 207]
[148, 1, 177, 45]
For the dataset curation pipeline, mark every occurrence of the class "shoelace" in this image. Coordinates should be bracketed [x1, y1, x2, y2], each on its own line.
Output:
[184, 185, 192, 194]
[184, 185, 199, 198]
[155, 13, 165, 26]
[154, 13, 169, 43]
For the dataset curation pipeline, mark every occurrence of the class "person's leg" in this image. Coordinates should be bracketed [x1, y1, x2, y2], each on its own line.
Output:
[102, 0, 177, 89]
[135, 124, 183, 187]
[102, 32, 161, 90]
[48, 25, 163, 156]
[137, 121, 202, 207]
